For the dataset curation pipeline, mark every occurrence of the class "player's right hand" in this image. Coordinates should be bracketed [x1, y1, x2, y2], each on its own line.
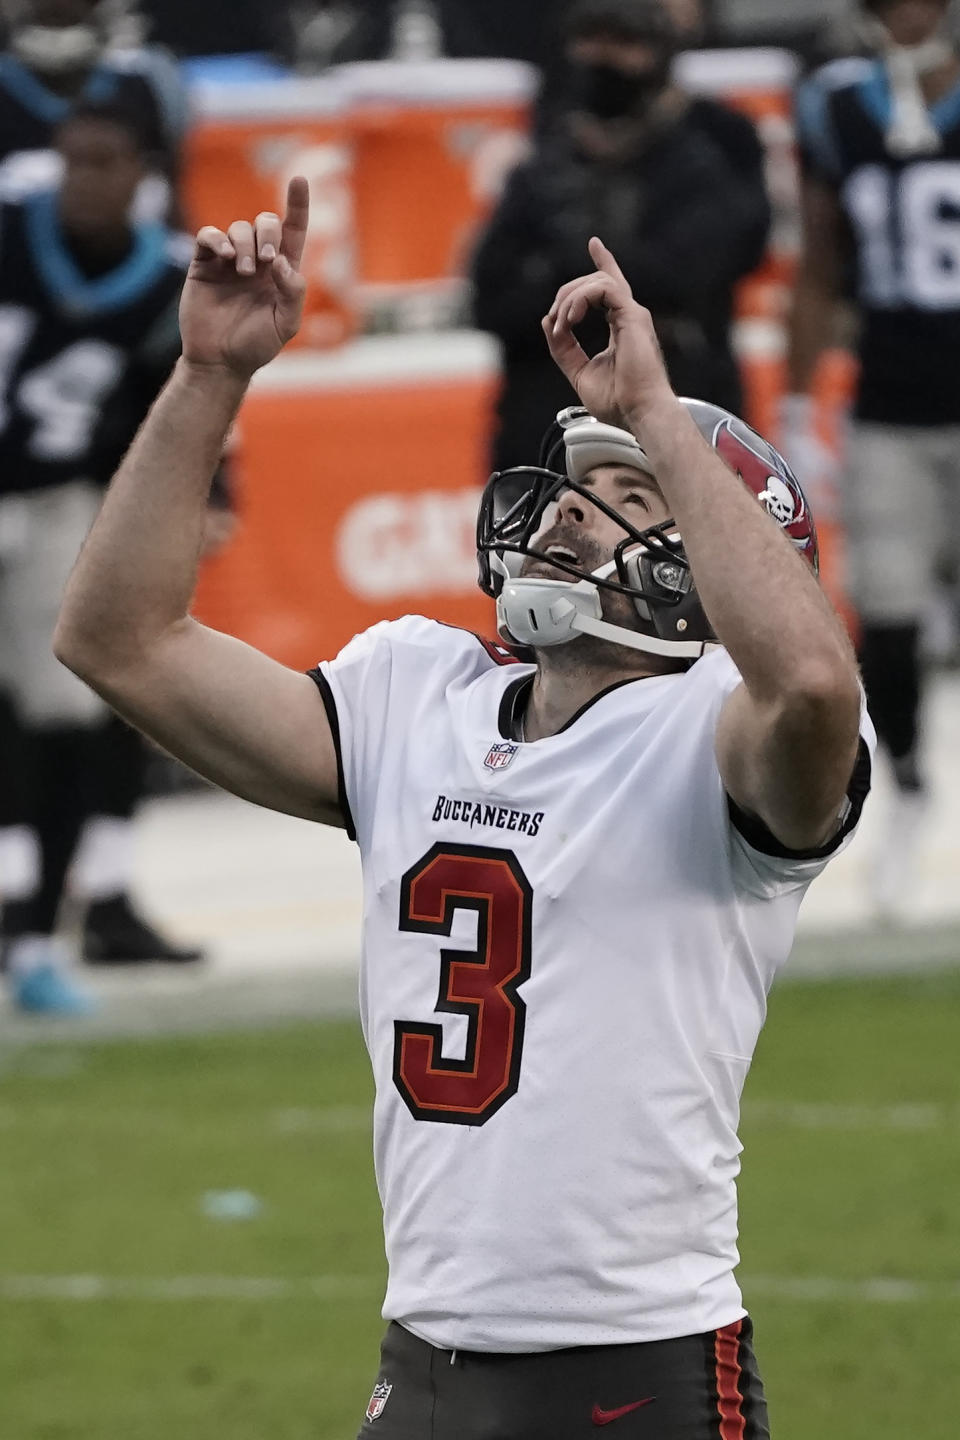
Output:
[543, 237, 676, 432]
[180, 177, 310, 382]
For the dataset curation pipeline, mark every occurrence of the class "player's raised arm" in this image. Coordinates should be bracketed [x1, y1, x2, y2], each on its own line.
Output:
[55, 181, 344, 826]
[543, 238, 862, 852]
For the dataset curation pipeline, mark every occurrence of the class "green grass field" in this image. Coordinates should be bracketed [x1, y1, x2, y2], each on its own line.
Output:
[3, 969, 960, 1440]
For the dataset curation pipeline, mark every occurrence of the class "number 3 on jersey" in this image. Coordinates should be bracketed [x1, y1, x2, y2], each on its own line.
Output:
[394, 844, 533, 1126]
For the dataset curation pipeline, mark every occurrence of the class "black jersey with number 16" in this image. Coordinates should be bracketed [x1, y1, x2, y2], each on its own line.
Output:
[797, 56, 960, 426]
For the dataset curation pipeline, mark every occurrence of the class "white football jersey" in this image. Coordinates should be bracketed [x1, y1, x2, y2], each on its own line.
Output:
[315, 616, 874, 1353]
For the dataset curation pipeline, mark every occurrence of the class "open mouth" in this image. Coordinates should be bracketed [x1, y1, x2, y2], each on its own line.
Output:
[520, 544, 585, 580]
[518, 538, 597, 582]
[542, 544, 581, 566]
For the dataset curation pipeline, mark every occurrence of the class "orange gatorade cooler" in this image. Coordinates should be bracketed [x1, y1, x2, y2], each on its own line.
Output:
[183, 77, 358, 348]
[193, 332, 501, 669]
[341, 59, 536, 318]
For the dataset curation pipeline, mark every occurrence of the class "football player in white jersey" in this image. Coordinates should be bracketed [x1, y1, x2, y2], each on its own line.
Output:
[55, 180, 873, 1439]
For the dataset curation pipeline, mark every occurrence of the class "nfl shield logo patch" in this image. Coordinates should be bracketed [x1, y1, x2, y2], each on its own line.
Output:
[484, 741, 518, 772]
[366, 1380, 393, 1422]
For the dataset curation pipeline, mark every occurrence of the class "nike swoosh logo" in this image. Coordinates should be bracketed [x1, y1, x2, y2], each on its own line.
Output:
[592, 1398, 656, 1426]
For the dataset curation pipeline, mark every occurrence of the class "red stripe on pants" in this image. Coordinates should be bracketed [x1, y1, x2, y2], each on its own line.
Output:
[714, 1318, 746, 1439]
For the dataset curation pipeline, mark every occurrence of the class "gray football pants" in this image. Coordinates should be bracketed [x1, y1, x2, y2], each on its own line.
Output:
[0, 481, 106, 727]
[842, 422, 960, 624]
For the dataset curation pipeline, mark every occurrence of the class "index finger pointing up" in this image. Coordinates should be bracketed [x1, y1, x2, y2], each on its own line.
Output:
[588, 236, 628, 284]
[281, 176, 310, 271]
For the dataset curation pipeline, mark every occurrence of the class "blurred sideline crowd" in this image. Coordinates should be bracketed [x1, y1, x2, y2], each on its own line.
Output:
[2, 0, 959, 1015]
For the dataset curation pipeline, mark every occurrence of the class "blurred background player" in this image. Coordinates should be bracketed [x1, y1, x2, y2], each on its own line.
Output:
[0, 101, 221, 1014]
[787, 0, 960, 914]
[0, 0, 188, 215]
[470, 0, 771, 473]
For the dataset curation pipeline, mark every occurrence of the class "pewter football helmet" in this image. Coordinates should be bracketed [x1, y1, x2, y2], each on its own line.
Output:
[477, 402, 818, 661]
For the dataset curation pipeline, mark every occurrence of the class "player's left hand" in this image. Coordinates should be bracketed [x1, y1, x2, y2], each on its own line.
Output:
[543, 238, 675, 430]
[180, 177, 310, 382]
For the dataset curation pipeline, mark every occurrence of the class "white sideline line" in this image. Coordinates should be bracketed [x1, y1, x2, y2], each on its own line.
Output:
[272, 1101, 953, 1136]
[1, 1101, 948, 1138]
[275, 1101, 954, 1135]
[743, 1275, 960, 1303]
[2, 1274, 959, 1305]
[279, 1101, 951, 1135]
[2, 1101, 948, 1137]
[271, 1105, 371, 1133]
[277, 1100, 953, 1136]
[0, 1105, 373, 1136]
[742, 1101, 949, 1131]
[0, 1275, 380, 1302]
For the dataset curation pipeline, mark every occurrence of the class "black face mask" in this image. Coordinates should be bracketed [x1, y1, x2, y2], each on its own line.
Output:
[571, 60, 669, 122]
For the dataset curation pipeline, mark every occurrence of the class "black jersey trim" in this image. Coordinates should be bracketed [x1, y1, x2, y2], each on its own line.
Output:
[306, 668, 357, 843]
[727, 738, 872, 861]
[498, 675, 534, 741]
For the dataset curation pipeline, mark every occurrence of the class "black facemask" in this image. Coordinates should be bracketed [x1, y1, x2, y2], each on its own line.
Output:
[571, 59, 670, 122]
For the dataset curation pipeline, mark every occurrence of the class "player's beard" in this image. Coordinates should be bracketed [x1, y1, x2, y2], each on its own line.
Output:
[543, 597, 688, 679]
[520, 530, 688, 678]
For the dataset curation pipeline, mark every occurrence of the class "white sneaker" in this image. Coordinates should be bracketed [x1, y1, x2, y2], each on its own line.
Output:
[868, 788, 930, 923]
